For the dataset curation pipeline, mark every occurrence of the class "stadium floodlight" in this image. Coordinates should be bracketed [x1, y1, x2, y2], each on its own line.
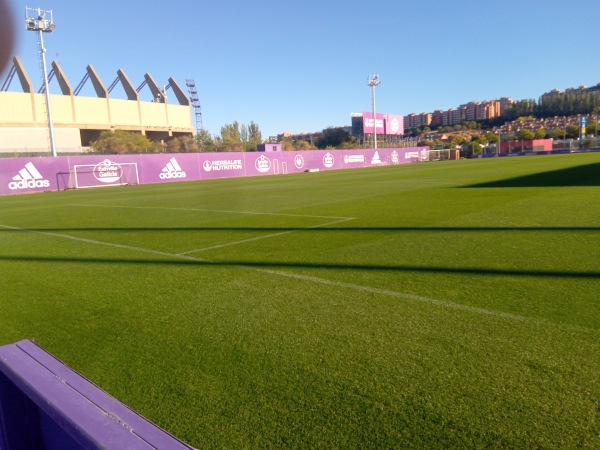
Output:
[25, 6, 57, 157]
[367, 74, 381, 149]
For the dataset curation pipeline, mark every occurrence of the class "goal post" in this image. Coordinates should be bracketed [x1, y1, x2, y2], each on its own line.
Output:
[426, 149, 451, 161]
[56, 161, 140, 190]
[56, 171, 77, 191]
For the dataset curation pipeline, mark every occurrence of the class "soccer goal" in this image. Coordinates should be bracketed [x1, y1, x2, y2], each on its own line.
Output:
[426, 149, 451, 161]
[56, 160, 140, 190]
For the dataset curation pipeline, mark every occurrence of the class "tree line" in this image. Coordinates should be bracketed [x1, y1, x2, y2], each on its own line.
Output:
[505, 90, 600, 120]
[90, 120, 263, 154]
[90, 121, 366, 154]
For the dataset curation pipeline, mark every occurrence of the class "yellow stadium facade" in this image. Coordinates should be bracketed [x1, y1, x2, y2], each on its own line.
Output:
[0, 56, 194, 155]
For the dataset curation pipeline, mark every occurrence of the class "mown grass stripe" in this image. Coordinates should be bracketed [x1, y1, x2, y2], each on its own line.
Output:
[2, 221, 594, 333]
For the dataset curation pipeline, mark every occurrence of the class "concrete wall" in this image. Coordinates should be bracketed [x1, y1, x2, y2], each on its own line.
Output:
[72, 96, 110, 127]
[0, 90, 194, 145]
[0, 127, 82, 153]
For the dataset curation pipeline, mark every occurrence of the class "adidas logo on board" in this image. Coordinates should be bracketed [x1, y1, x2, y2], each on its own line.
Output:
[160, 157, 186, 179]
[9, 162, 50, 190]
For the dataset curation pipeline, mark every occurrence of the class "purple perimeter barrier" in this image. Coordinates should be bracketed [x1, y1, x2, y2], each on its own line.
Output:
[0, 340, 194, 449]
[0, 147, 429, 195]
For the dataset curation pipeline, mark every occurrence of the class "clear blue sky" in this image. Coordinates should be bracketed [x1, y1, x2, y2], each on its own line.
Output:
[3, 0, 599, 138]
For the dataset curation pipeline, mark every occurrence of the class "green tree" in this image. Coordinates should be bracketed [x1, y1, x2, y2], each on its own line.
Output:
[247, 121, 263, 151]
[485, 132, 500, 144]
[517, 116, 534, 123]
[317, 127, 350, 149]
[221, 122, 242, 151]
[418, 139, 435, 148]
[293, 140, 315, 150]
[165, 138, 179, 153]
[582, 137, 595, 148]
[281, 138, 294, 151]
[91, 130, 155, 154]
[240, 123, 249, 149]
[462, 141, 482, 158]
[450, 135, 466, 147]
[338, 135, 361, 149]
[550, 128, 565, 139]
[566, 125, 580, 139]
[587, 119, 598, 135]
[534, 128, 547, 139]
[503, 99, 537, 120]
[472, 134, 489, 145]
[195, 129, 216, 152]
[166, 136, 199, 153]
[518, 129, 535, 140]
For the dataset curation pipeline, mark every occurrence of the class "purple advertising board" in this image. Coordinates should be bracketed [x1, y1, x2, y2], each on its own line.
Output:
[199, 153, 246, 179]
[284, 151, 310, 173]
[245, 153, 277, 176]
[362, 112, 385, 134]
[342, 150, 368, 167]
[385, 114, 404, 135]
[0, 147, 427, 196]
[0, 156, 69, 194]
[137, 153, 201, 184]
[402, 147, 430, 163]
[316, 150, 344, 171]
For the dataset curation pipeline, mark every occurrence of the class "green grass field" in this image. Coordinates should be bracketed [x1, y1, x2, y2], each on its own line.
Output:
[1, 153, 599, 448]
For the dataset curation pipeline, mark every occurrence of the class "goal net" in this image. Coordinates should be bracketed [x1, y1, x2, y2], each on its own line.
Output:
[56, 160, 139, 190]
[426, 149, 451, 161]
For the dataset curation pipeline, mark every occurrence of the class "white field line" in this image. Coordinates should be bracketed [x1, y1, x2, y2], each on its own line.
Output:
[177, 217, 354, 255]
[0, 222, 586, 331]
[258, 268, 532, 322]
[72, 203, 356, 255]
[73, 204, 353, 221]
[0, 223, 209, 262]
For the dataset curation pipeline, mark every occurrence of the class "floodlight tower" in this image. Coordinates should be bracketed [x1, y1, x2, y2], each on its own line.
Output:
[367, 74, 381, 149]
[25, 6, 57, 157]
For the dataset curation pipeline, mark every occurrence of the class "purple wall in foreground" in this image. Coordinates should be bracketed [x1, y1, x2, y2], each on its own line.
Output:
[0, 147, 429, 195]
[0, 340, 194, 449]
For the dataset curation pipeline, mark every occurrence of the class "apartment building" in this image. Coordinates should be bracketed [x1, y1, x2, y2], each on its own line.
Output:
[404, 97, 514, 130]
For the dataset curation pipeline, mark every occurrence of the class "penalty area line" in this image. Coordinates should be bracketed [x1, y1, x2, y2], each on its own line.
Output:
[0, 222, 589, 332]
[72, 204, 355, 221]
[0, 223, 210, 262]
[177, 217, 355, 255]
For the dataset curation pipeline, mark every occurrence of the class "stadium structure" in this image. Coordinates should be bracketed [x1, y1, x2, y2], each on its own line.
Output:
[0, 56, 195, 156]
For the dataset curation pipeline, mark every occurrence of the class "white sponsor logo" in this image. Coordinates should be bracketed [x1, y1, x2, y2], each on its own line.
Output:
[255, 155, 271, 173]
[364, 118, 384, 129]
[160, 157, 186, 179]
[371, 151, 382, 165]
[391, 150, 399, 164]
[8, 162, 50, 190]
[294, 154, 304, 169]
[93, 159, 123, 183]
[405, 151, 419, 159]
[202, 159, 243, 172]
[390, 117, 400, 133]
[344, 154, 364, 163]
[323, 152, 334, 168]
[420, 149, 429, 161]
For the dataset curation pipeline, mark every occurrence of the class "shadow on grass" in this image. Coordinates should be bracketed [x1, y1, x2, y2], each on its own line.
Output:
[1, 255, 598, 279]
[1, 227, 599, 232]
[464, 162, 600, 187]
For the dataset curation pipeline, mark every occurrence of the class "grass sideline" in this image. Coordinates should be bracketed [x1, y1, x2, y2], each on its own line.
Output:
[0, 153, 599, 447]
